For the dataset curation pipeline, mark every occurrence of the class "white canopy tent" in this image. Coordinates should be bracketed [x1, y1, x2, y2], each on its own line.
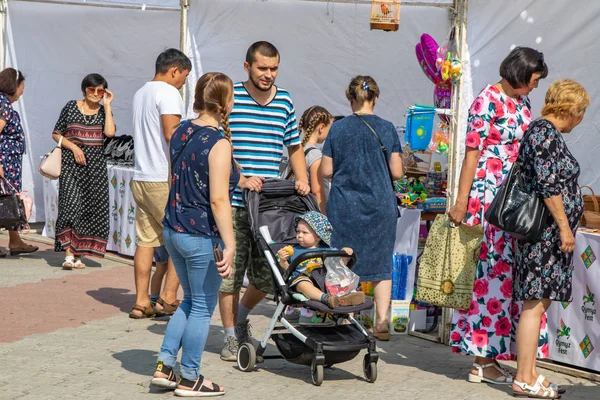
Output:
[467, 0, 600, 191]
[183, 0, 454, 126]
[3, 0, 180, 221]
[3, 0, 600, 225]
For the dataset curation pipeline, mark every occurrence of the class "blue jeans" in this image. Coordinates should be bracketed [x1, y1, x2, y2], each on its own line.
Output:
[158, 228, 223, 380]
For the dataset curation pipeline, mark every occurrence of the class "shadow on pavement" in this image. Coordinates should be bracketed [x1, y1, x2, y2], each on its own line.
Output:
[255, 359, 364, 385]
[112, 348, 158, 376]
[87, 287, 135, 313]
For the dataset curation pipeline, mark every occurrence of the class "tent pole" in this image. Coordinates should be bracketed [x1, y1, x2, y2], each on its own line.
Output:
[0, 0, 6, 70]
[440, 0, 468, 346]
[180, 0, 189, 112]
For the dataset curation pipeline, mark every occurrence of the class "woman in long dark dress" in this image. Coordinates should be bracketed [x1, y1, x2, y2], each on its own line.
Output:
[512, 79, 589, 399]
[52, 74, 116, 269]
[319, 76, 403, 340]
[0, 68, 38, 256]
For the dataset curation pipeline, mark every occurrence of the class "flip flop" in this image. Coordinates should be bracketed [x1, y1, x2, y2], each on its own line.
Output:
[73, 258, 86, 270]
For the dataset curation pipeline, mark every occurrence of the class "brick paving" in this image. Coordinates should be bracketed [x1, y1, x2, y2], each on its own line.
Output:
[0, 235, 598, 399]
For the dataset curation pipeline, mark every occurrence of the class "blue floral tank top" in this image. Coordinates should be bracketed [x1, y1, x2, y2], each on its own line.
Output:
[164, 121, 240, 236]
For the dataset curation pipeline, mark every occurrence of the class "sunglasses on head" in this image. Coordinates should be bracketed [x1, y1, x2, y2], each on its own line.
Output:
[86, 87, 105, 96]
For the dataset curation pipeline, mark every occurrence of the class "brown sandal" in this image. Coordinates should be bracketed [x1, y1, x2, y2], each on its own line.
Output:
[9, 243, 39, 256]
[129, 304, 156, 319]
[373, 323, 390, 341]
[154, 298, 180, 316]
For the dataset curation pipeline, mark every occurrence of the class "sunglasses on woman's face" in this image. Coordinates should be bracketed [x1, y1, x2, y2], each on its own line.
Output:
[86, 87, 105, 96]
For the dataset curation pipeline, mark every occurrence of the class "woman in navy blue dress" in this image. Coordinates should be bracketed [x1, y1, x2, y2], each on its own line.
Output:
[320, 76, 403, 340]
[0, 68, 38, 257]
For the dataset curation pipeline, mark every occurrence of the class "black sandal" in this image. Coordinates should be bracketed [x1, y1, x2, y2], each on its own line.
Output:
[174, 375, 224, 397]
[150, 361, 177, 390]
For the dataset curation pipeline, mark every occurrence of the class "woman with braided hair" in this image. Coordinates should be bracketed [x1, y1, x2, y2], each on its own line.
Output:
[151, 72, 244, 396]
[298, 105, 333, 213]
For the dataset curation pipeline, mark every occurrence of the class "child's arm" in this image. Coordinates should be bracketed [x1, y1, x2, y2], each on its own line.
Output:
[277, 248, 291, 270]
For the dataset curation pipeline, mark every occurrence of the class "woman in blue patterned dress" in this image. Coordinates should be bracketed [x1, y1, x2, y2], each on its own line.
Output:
[0, 68, 38, 257]
[511, 79, 588, 399]
[320, 76, 403, 340]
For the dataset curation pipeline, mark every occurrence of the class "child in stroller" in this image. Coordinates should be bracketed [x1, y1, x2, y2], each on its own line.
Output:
[277, 211, 365, 309]
[237, 178, 378, 386]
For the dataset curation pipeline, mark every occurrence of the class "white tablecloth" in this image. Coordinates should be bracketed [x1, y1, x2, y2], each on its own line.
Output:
[546, 230, 600, 372]
[42, 165, 138, 257]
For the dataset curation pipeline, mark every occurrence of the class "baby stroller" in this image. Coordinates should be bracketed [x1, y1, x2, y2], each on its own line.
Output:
[236, 178, 378, 386]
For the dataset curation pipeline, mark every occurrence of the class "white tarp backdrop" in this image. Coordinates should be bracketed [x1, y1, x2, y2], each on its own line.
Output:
[6, 1, 179, 222]
[34, 0, 179, 8]
[467, 0, 600, 190]
[184, 0, 452, 128]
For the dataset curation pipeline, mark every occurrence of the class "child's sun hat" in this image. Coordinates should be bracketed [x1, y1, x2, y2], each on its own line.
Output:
[294, 211, 332, 246]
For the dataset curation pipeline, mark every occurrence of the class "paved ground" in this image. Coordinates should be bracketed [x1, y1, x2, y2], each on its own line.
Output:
[0, 235, 599, 399]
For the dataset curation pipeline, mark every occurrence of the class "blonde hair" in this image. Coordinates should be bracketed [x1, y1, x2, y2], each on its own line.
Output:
[299, 106, 332, 146]
[345, 75, 380, 105]
[541, 79, 590, 119]
[193, 72, 234, 140]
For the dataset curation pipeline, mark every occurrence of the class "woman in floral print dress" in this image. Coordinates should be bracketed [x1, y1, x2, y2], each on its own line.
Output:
[448, 47, 548, 385]
[0, 68, 38, 257]
[511, 80, 588, 399]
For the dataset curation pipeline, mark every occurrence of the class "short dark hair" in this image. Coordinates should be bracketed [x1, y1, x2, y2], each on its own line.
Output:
[155, 48, 192, 75]
[245, 41, 280, 64]
[0, 68, 25, 96]
[333, 115, 345, 122]
[499, 47, 548, 89]
[81, 73, 108, 93]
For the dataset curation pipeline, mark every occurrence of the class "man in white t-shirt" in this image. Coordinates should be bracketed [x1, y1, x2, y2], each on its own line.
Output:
[129, 48, 191, 319]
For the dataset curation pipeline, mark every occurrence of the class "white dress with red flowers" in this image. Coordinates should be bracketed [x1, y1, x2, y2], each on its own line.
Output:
[449, 85, 549, 359]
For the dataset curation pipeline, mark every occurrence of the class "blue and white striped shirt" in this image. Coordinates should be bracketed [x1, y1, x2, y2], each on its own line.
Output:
[230, 82, 300, 207]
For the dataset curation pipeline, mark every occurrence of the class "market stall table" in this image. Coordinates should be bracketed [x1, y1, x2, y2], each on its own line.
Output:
[546, 230, 600, 373]
[42, 164, 137, 257]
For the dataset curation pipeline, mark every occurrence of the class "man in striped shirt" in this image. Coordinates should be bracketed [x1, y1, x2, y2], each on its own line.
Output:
[219, 41, 310, 361]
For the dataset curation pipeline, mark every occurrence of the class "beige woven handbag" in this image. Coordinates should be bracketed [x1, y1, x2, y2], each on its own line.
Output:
[416, 214, 483, 310]
[38, 136, 63, 180]
[581, 186, 600, 229]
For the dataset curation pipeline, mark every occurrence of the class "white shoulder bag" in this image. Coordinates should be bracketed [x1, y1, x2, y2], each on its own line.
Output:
[39, 136, 63, 180]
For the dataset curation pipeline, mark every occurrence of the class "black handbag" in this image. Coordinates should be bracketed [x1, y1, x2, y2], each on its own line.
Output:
[484, 159, 549, 242]
[0, 180, 26, 228]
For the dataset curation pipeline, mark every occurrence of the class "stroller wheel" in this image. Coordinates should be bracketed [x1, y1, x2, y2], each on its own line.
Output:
[237, 343, 256, 372]
[311, 360, 324, 386]
[363, 354, 378, 383]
